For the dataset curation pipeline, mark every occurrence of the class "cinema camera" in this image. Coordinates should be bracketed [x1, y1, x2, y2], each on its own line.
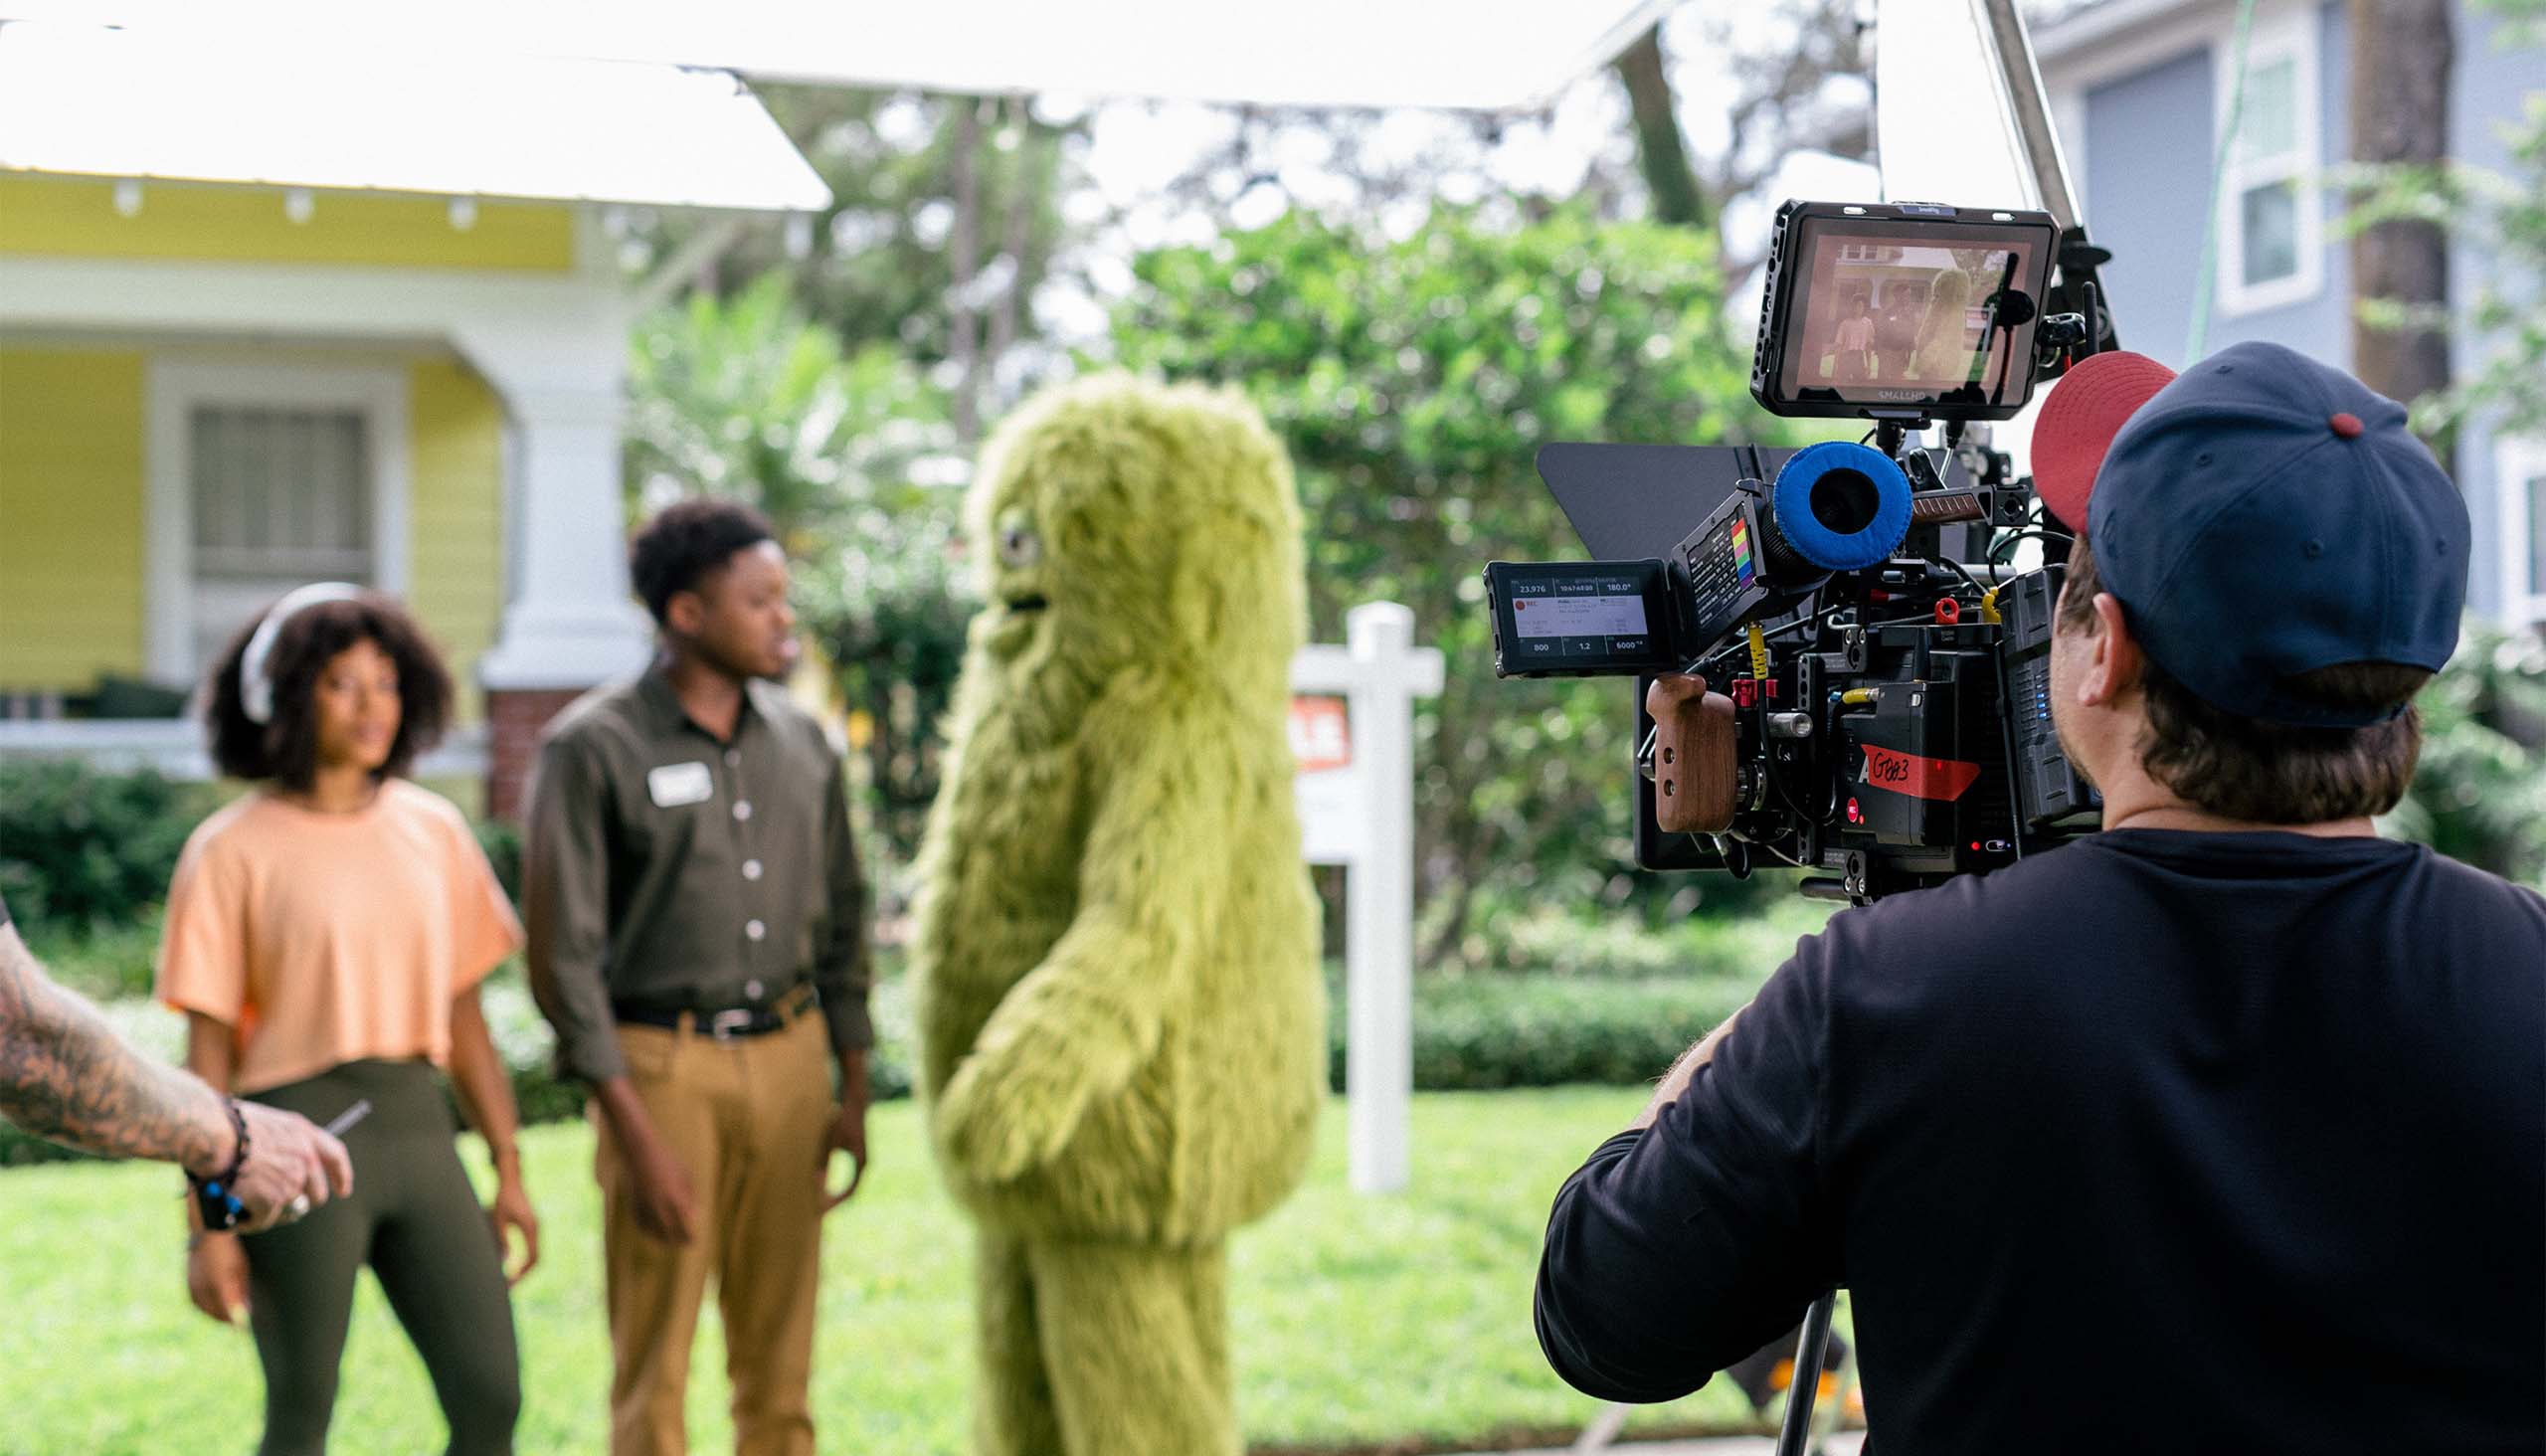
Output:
[1486, 200, 2112, 904]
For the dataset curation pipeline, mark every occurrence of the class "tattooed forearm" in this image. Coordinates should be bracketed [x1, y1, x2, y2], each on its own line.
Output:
[0, 927, 232, 1174]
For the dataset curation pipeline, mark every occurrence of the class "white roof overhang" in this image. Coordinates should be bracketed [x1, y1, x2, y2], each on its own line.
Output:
[0, 1, 1680, 114]
[0, 19, 832, 211]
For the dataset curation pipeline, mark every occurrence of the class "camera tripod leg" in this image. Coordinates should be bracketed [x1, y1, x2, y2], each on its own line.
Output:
[1776, 1291, 1840, 1456]
[1814, 1327, 1860, 1453]
[1569, 1401, 1631, 1453]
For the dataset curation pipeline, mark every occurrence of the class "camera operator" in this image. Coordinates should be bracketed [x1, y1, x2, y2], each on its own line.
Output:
[1534, 342, 2545, 1450]
[0, 890, 352, 1230]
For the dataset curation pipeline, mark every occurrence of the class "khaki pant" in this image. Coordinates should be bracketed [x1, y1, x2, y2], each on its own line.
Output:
[596, 1008, 835, 1456]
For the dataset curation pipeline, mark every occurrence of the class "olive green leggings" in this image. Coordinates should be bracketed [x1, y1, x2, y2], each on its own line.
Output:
[242, 1060, 520, 1456]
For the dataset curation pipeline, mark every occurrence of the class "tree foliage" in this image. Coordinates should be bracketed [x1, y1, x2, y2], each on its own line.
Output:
[742, 88, 1080, 369]
[2387, 620, 2546, 887]
[0, 761, 211, 942]
[1113, 206, 1800, 962]
[627, 276, 958, 539]
[630, 87, 1087, 441]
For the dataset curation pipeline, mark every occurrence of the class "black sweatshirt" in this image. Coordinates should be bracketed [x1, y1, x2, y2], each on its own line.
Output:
[1536, 830, 2545, 1453]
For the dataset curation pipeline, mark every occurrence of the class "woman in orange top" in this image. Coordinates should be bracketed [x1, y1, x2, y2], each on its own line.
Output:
[158, 585, 536, 1456]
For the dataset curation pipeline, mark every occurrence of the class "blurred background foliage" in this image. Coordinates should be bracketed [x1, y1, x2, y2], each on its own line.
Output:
[1110, 205, 1811, 960]
[605, 37, 2545, 955]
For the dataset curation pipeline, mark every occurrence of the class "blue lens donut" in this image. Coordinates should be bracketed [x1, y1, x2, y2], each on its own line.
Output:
[1771, 441, 1912, 572]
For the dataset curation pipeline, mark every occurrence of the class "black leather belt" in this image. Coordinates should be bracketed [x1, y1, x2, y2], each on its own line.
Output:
[614, 983, 815, 1040]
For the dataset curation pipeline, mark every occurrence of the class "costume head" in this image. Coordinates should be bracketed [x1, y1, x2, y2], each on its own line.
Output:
[965, 373, 1305, 697]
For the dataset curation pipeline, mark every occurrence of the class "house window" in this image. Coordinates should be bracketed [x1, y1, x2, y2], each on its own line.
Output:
[146, 362, 410, 687]
[188, 406, 375, 672]
[2501, 437, 2546, 629]
[2216, 13, 2323, 315]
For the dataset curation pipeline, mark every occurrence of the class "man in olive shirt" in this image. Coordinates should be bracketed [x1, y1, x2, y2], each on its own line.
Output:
[523, 499, 872, 1456]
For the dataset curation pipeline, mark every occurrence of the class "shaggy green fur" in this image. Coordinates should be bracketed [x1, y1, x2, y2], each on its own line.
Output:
[912, 375, 1325, 1456]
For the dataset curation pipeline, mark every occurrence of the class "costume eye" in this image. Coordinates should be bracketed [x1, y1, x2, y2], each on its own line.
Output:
[997, 508, 1041, 570]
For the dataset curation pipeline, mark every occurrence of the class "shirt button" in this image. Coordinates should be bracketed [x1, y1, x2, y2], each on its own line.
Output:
[745, 919, 767, 942]
[742, 859, 764, 881]
[725, 749, 741, 767]
[733, 801, 753, 821]
[745, 979, 764, 999]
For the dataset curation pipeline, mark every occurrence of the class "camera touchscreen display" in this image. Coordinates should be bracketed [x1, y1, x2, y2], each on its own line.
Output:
[1511, 587, 1649, 642]
[1485, 561, 1677, 677]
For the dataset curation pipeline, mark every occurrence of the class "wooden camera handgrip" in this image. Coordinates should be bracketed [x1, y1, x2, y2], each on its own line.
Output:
[1646, 673, 1738, 833]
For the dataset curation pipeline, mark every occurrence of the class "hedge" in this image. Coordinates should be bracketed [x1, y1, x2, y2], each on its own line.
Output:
[1354, 973, 1757, 1092]
[0, 761, 212, 944]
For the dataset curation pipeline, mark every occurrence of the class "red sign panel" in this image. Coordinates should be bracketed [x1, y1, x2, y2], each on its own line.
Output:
[1861, 745, 1982, 802]
[1289, 696, 1353, 773]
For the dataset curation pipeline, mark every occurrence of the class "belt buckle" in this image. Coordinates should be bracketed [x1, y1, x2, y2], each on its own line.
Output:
[706, 1008, 755, 1040]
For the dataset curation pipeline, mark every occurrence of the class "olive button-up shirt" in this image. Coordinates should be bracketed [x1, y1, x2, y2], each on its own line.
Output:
[521, 669, 872, 1086]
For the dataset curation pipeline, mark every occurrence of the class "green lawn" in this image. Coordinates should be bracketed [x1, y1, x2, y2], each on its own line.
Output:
[2, 1089, 1769, 1455]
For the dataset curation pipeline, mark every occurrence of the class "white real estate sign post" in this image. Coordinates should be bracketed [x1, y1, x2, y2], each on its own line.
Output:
[1290, 602, 1444, 1195]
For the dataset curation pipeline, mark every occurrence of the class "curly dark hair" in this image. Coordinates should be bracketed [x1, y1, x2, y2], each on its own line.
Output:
[630, 498, 778, 625]
[2057, 534, 2429, 822]
[204, 592, 454, 790]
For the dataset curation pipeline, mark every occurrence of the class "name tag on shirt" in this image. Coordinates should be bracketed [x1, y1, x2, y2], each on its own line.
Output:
[647, 761, 716, 809]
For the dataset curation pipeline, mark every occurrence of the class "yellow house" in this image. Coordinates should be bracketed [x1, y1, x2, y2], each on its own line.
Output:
[0, 21, 826, 811]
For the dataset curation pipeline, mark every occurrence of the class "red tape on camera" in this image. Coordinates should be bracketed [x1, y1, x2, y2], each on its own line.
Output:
[1861, 746, 1982, 802]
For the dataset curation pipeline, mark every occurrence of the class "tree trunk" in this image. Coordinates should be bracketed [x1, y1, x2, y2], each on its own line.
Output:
[988, 97, 1039, 389]
[2349, 0, 2454, 471]
[949, 96, 985, 445]
[1614, 24, 1714, 233]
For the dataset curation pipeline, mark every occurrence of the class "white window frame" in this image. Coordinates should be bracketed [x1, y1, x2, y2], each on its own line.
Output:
[2500, 435, 2546, 629]
[2212, 3, 2324, 317]
[144, 360, 411, 686]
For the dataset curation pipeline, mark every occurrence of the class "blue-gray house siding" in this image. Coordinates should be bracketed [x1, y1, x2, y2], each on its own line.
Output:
[2084, 47, 2215, 368]
[2052, 0, 2542, 625]
[2083, 3, 2354, 367]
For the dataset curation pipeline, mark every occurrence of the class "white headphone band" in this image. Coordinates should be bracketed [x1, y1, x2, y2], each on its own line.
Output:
[239, 582, 367, 726]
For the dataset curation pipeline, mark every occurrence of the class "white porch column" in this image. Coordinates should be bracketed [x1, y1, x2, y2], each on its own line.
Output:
[458, 303, 654, 817]
[473, 382, 653, 691]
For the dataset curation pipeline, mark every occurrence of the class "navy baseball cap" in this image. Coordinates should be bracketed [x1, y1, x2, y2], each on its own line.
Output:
[2081, 340, 2467, 728]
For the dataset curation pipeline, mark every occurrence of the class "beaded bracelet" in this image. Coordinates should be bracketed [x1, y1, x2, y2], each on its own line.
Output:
[189, 1098, 252, 1232]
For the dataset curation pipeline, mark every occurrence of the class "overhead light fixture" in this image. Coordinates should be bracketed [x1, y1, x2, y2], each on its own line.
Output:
[283, 188, 315, 224]
[449, 196, 478, 231]
[112, 178, 143, 217]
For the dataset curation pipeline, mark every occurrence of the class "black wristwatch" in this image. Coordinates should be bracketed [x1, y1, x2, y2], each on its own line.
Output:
[190, 1097, 251, 1232]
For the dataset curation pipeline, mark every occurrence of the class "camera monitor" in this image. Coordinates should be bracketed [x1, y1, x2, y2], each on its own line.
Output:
[1751, 200, 2060, 422]
[1484, 560, 1680, 678]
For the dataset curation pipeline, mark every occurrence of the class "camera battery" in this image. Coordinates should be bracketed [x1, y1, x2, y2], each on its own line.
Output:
[1995, 566, 2098, 826]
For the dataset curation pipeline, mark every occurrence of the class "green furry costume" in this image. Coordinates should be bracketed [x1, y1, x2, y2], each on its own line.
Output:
[912, 375, 1325, 1456]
